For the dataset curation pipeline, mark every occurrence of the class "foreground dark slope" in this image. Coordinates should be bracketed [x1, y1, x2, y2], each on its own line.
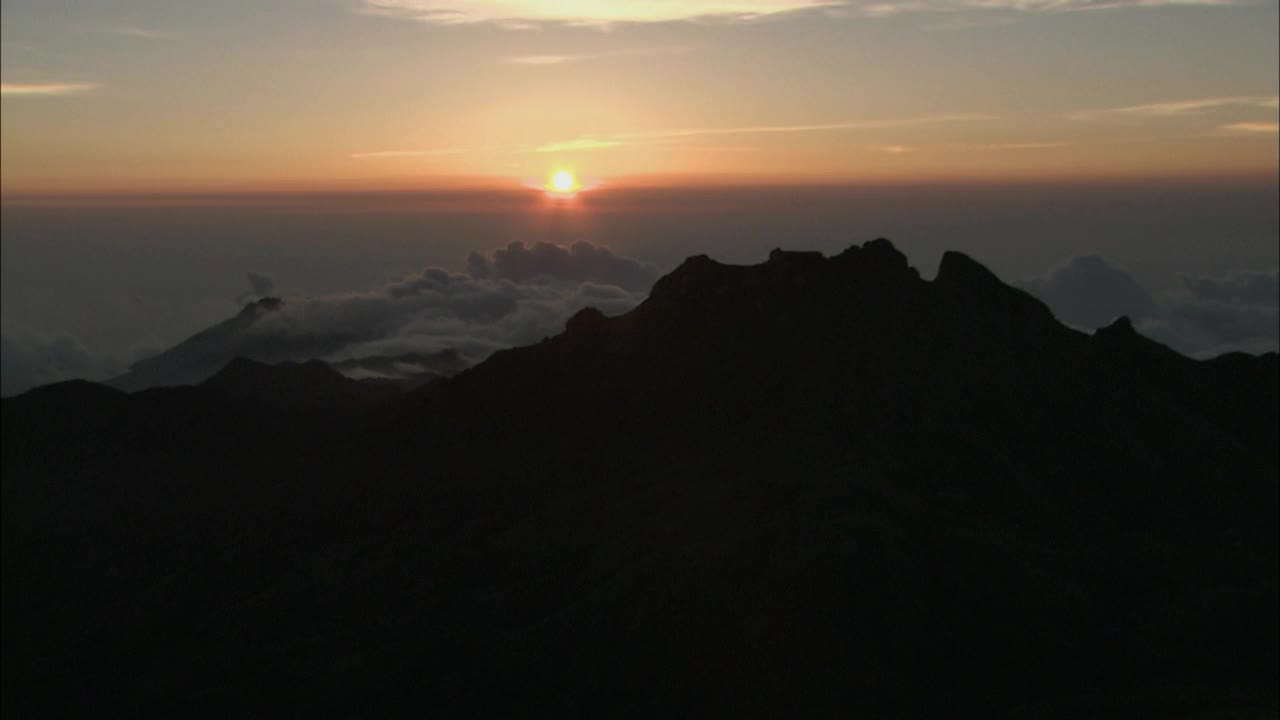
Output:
[4, 240, 1277, 717]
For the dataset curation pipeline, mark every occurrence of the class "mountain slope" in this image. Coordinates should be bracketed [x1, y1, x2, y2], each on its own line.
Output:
[4, 240, 1276, 718]
[107, 297, 469, 392]
[106, 297, 305, 391]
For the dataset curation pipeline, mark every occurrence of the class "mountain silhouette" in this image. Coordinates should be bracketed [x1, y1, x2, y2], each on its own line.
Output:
[107, 297, 469, 393]
[4, 240, 1276, 717]
[107, 296, 299, 391]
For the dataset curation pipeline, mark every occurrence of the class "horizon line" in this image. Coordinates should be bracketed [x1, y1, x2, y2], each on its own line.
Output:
[3, 169, 1277, 206]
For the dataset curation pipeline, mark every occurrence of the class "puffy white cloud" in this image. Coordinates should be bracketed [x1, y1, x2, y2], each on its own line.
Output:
[109, 242, 654, 389]
[322, 277, 647, 361]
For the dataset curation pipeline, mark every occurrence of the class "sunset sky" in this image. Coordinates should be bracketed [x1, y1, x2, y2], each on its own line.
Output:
[2, 0, 1277, 192]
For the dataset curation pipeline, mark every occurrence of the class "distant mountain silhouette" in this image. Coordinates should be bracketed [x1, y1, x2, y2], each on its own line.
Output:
[108, 296, 294, 390]
[4, 240, 1276, 718]
[107, 298, 467, 392]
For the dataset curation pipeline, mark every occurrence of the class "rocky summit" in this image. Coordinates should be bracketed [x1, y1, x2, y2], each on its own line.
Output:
[3, 240, 1277, 718]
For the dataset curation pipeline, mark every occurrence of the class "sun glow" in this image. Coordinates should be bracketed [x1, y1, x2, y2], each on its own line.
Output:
[546, 169, 580, 196]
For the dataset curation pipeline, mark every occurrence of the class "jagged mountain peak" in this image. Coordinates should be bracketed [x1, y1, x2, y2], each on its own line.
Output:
[831, 236, 913, 275]
[1096, 314, 1137, 337]
[935, 249, 1000, 287]
[641, 239, 924, 316]
[586, 239, 1067, 352]
[235, 296, 284, 318]
[565, 306, 610, 335]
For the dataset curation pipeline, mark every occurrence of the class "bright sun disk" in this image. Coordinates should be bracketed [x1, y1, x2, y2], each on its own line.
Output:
[551, 170, 576, 193]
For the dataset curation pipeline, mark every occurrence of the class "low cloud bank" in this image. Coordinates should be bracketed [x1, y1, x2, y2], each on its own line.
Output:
[1018, 256, 1279, 358]
[256, 241, 658, 363]
[256, 268, 649, 364]
[4, 242, 1273, 395]
[467, 241, 658, 290]
[1, 242, 660, 395]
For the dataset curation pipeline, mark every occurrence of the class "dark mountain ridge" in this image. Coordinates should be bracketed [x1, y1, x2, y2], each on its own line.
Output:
[4, 239, 1276, 717]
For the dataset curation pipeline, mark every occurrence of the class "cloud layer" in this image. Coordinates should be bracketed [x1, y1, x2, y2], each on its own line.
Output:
[1019, 255, 1279, 358]
[273, 270, 649, 364]
[3, 242, 658, 395]
[241, 243, 656, 367]
[5, 243, 1273, 395]
[467, 241, 658, 290]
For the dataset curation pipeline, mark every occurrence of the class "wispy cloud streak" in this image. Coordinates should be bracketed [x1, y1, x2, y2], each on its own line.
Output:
[501, 46, 691, 66]
[987, 141, 1070, 149]
[868, 140, 1068, 153]
[361, 0, 841, 26]
[625, 113, 992, 139]
[88, 26, 176, 39]
[959, 0, 1241, 10]
[502, 55, 579, 65]
[838, 0, 1243, 16]
[535, 139, 625, 153]
[350, 148, 467, 159]
[1071, 95, 1279, 119]
[1221, 121, 1280, 134]
[1, 82, 99, 97]
[531, 114, 992, 153]
[361, 0, 1251, 27]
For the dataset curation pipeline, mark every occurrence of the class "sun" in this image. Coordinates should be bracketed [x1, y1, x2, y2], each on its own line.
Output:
[552, 170, 575, 192]
[535, 168, 592, 198]
[548, 169, 578, 195]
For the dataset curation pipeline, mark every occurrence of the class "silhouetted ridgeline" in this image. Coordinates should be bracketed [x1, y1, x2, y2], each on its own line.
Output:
[105, 298, 470, 393]
[3, 240, 1277, 717]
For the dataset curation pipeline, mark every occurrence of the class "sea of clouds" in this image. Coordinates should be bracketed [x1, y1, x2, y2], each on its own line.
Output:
[1, 241, 657, 395]
[1018, 254, 1279, 357]
[2, 241, 1275, 395]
